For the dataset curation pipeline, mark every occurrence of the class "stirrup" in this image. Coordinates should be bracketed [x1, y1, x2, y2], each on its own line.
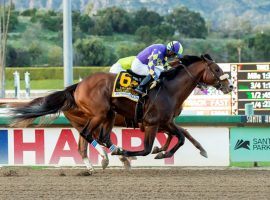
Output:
[135, 88, 146, 96]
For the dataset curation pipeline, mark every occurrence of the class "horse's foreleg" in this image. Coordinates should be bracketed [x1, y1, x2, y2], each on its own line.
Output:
[152, 134, 173, 154]
[155, 123, 185, 159]
[182, 128, 208, 158]
[112, 125, 158, 157]
[152, 128, 208, 158]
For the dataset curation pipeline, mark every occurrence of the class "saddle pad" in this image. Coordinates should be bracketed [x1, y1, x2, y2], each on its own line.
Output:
[112, 71, 140, 102]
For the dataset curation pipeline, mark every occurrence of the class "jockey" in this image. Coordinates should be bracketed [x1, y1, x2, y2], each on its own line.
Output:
[109, 56, 136, 74]
[132, 41, 184, 95]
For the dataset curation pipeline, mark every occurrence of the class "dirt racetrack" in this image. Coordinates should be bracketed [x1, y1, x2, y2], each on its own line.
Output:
[0, 167, 269, 200]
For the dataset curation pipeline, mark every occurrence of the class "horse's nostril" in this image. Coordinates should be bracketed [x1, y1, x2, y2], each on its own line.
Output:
[229, 85, 233, 90]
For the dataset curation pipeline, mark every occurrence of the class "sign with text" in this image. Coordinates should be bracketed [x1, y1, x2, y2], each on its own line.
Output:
[0, 127, 229, 166]
[230, 127, 270, 162]
[231, 63, 270, 115]
[183, 95, 231, 115]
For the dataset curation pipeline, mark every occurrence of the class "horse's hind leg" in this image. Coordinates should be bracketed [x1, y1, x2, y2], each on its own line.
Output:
[80, 119, 106, 155]
[97, 110, 132, 170]
[155, 123, 185, 159]
[78, 136, 94, 172]
[96, 110, 115, 169]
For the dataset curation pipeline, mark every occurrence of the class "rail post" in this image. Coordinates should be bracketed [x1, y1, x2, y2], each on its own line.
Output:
[24, 71, 30, 98]
[13, 71, 20, 98]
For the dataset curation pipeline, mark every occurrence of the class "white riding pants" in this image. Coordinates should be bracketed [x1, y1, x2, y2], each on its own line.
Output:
[131, 58, 164, 77]
[109, 63, 125, 74]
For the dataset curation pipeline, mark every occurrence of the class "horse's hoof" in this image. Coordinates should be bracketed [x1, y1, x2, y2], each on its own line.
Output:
[76, 171, 92, 176]
[118, 156, 131, 170]
[101, 158, 109, 170]
[200, 150, 208, 158]
[154, 152, 164, 159]
[123, 159, 131, 171]
[118, 155, 126, 162]
[87, 167, 95, 173]
[152, 146, 160, 154]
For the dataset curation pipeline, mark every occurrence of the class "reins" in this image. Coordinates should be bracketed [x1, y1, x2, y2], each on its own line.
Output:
[142, 60, 206, 120]
[140, 57, 228, 121]
[180, 62, 206, 89]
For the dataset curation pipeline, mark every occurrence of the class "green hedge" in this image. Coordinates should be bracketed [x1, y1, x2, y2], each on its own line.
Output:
[5, 66, 110, 80]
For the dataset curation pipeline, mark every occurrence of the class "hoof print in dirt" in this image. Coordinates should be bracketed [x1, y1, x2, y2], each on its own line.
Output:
[76, 171, 92, 176]
[58, 170, 66, 176]
[3, 170, 19, 177]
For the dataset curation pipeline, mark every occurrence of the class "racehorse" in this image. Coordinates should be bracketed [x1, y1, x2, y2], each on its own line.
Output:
[10, 54, 232, 163]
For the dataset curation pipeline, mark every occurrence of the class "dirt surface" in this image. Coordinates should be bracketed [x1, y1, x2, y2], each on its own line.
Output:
[0, 167, 270, 200]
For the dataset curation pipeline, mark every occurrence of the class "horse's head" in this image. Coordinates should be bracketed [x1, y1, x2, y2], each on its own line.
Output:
[200, 54, 233, 94]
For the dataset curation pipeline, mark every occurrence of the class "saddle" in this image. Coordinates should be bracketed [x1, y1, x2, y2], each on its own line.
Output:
[112, 70, 153, 124]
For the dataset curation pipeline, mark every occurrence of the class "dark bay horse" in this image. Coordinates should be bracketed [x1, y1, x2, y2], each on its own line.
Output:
[75, 54, 232, 158]
[10, 54, 232, 161]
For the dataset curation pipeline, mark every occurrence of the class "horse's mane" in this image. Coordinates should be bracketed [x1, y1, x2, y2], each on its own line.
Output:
[160, 54, 213, 80]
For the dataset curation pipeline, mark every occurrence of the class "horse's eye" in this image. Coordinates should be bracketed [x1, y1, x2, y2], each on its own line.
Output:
[215, 68, 220, 72]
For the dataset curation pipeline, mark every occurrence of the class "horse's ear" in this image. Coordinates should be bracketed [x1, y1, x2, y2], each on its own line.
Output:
[201, 54, 213, 61]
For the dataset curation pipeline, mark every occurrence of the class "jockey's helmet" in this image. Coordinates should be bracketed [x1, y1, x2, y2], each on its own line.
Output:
[167, 41, 183, 58]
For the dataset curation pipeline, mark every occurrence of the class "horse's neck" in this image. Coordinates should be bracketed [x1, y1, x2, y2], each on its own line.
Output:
[167, 62, 205, 107]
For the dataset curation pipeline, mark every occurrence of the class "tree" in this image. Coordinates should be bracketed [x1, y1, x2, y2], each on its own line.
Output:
[152, 24, 175, 40]
[135, 26, 155, 43]
[74, 38, 116, 66]
[20, 8, 37, 16]
[28, 42, 43, 65]
[166, 7, 208, 38]
[48, 46, 63, 66]
[253, 33, 270, 61]
[95, 7, 133, 34]
[72, 11, 81, 28]
[79, 14, 95, 33]
[0, 0, 12, 97]
[134, 8, 163, 28]
[6, 46, 31, 67]
[93, 16, 113, 35]
[38, 11, 62, 32]
[8, 10, 19, 31]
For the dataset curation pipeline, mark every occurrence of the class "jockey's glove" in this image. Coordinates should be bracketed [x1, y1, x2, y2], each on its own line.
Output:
[149, 69, 155, 75]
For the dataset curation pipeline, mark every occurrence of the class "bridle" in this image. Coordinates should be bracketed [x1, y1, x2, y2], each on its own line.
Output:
[203, 59, 229, 89]
[180, 57, 229, 90]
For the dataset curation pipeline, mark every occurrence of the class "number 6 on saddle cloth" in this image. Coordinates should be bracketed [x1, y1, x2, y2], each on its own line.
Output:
[112, 70, 158, 123]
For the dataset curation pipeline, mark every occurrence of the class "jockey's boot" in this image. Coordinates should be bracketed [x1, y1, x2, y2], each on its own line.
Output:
[135, 74, 152, 95]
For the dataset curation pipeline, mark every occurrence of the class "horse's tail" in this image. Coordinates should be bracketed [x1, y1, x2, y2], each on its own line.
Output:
[10, 83, 78, 127]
